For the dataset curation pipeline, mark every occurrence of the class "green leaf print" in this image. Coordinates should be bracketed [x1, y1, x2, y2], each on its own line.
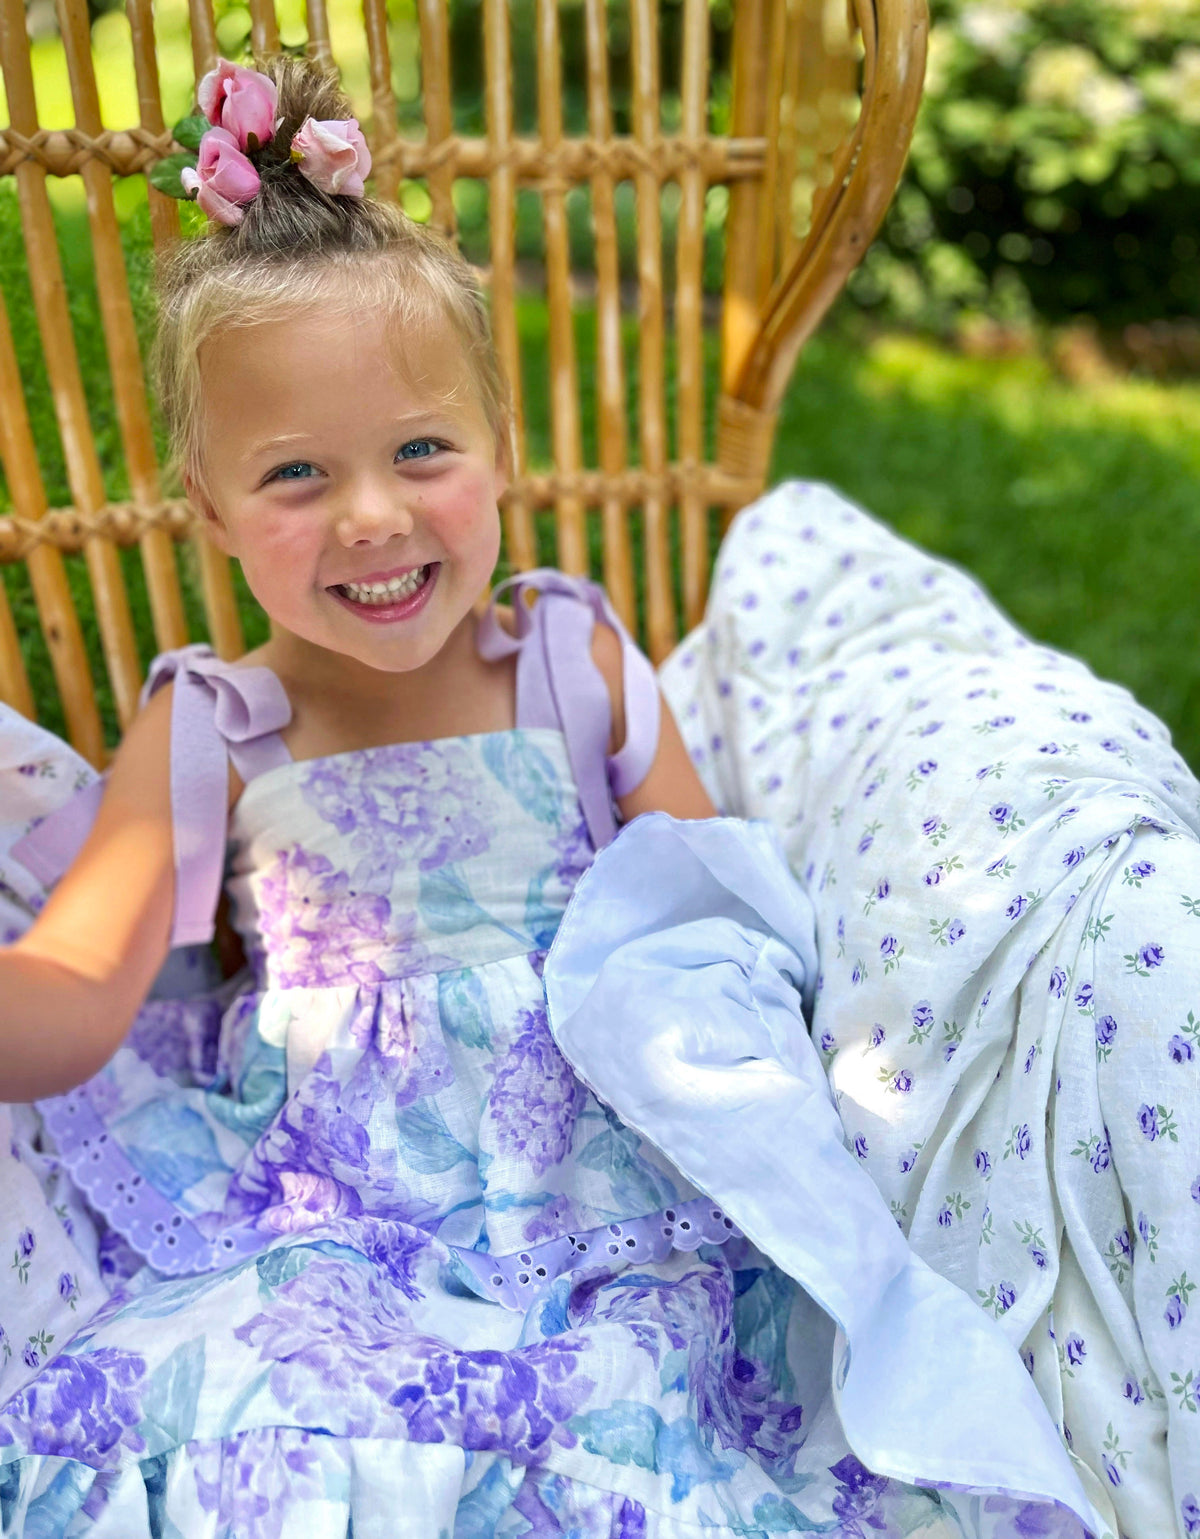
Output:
[394, 1102, 474, 1175]
[138, 1336, 206, 1448]
[481, 734, 563, 826]
[438, 969, 495, 1051]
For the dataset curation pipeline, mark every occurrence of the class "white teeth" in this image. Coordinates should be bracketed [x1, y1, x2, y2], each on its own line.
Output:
[339, 566, 430, 606]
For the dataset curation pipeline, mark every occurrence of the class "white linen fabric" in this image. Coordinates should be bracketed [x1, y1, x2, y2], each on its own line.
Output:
[0, 716, 107, 1406]
[544, 811, 1099, 1536]
[658, 480, 1200, 1539]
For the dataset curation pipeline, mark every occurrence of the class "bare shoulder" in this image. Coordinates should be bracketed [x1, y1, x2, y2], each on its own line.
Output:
[108, 677, 241, 812]
[106, 680, 173, 796]
[589, 620, 627, 755]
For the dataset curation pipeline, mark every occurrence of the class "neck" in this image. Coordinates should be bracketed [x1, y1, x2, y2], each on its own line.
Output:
[263, 606, 483, 717]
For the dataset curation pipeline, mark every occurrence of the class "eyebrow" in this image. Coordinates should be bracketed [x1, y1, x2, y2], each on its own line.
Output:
[245, 433, 312, 463]
[246, 414, 462, 463]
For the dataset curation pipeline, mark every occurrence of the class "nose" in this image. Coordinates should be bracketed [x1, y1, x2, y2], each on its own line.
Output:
[333, 475, 415, 547]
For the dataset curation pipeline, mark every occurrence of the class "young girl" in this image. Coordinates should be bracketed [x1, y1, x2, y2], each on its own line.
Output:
[0, 55, 1100, 1537]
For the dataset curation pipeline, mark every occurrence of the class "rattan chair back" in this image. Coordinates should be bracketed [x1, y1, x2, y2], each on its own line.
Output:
[0, 0, 925, 763]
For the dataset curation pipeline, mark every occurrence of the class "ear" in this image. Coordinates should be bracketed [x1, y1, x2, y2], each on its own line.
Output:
[184, 472, 232, 556]
[493, 421, 514, 499]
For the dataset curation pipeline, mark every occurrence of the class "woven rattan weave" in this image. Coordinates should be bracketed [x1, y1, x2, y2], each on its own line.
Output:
[0, 0, 925, 764]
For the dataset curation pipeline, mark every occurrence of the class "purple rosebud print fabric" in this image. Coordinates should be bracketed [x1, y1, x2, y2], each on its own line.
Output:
[660, 480, 1200, 1539]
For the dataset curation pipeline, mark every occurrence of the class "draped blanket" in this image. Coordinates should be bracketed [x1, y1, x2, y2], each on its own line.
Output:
[658, 481, 1200, 1539]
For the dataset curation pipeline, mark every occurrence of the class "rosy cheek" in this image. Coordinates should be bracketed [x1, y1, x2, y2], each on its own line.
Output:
[426, 469, 499, 533]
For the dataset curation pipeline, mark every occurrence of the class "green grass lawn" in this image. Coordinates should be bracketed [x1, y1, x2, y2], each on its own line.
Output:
[2, 186, 1198, 771]
[772, 335, 1200, 774]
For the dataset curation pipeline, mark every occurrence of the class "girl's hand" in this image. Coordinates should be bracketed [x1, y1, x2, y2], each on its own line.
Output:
[590, 622, 718, 824]
[1, 687, 180, 1101]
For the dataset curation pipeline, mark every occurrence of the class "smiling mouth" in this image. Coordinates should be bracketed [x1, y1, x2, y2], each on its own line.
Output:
[332, 565, 433, 606]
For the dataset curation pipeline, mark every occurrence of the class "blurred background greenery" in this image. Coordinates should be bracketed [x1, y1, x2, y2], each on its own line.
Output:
[1, 0, 1198, 766]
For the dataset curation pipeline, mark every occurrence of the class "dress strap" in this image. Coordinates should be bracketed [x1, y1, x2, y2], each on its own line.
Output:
[476, 569, 660, 849]
[142, 645, 292, 946]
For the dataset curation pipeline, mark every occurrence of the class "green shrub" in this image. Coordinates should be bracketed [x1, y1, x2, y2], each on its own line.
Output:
[852, 0, 1200, 332]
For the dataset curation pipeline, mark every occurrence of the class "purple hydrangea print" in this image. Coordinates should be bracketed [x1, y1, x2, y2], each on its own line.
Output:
[192, 1428, 327, 1538]
[256, 846, 396, 988]
[300, 741, 493, 886]
[829, 1455, 889, 1529]
[489, 1006, 586, 1177]
[0, 1347, 147, 1461]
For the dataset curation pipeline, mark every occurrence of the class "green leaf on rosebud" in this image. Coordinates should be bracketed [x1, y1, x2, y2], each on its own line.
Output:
[171, 114, 209, 152]
[149, 152, 200, 200]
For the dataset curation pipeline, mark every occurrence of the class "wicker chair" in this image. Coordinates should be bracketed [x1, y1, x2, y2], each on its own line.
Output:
[0, 0, 926, 766]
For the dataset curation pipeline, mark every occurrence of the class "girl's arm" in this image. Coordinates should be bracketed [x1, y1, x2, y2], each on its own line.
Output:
[1, 687, 182, 1102]
[591, 622, 718, 823]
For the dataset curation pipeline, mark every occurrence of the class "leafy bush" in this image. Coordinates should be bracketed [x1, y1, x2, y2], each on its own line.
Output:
[851, 0, 1200, 333]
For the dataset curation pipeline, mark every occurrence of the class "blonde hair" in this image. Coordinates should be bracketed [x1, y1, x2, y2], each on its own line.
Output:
[153, 54, 509, 498]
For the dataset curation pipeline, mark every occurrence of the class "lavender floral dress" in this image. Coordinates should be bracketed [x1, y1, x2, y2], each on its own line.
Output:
[0, 574, 1077, 1538]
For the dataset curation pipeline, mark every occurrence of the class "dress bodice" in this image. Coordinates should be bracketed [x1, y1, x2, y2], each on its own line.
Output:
[30, 571, 704, 1291]
[226, 730, 592, 989]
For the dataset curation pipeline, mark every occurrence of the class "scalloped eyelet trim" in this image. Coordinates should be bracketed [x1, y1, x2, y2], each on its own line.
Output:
[38, 1088, 260, 1276]
[448, 1196, 740, 1311]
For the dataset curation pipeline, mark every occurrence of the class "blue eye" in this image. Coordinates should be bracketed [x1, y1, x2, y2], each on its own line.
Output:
[270, 462, 317, 482]
[398, 439, 440, 461]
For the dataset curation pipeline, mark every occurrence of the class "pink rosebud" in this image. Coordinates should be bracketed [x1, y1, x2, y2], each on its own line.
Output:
[290, 117, 371, 197]
[197, 58, 278, 152]
[182, 126, 261, 226]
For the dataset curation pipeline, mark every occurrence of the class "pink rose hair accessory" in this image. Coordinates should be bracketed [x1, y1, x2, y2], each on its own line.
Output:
[180, 127, 261, 227]
[290, 117, 372, 198]
[197, 59, 278, 153]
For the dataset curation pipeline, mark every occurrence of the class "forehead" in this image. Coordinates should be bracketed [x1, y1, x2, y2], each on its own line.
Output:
[198, 302, 483, 433]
